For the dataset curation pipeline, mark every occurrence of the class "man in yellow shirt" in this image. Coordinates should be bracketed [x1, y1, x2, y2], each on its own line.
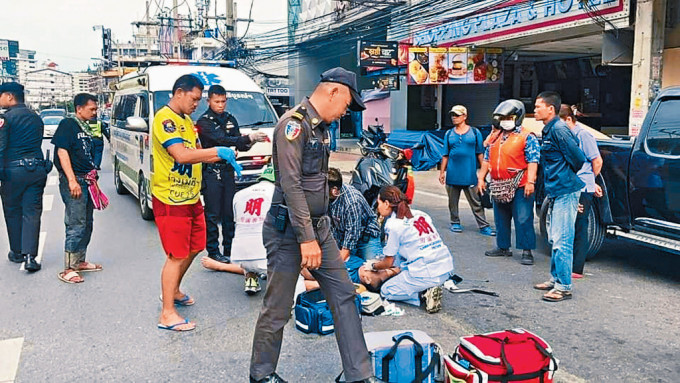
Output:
[152, 74, 241, 332]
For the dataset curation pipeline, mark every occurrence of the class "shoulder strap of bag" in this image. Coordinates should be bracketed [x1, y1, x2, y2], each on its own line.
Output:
[528, 337, 559, 372]
[383, 333, 424, 382]
[411, 345, 440, 383]
[474, 335, 514, 376]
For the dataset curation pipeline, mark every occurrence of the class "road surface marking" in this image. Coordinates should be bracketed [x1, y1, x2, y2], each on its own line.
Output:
[0, 337, 23, 383]
[415, 189, 470, 206]
[47, 176, 58, 186]
[42, 195, 54, 212]
[19, 232, 46, 271]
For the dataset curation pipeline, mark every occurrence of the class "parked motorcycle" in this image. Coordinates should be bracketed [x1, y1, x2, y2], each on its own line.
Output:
[350, 123, 415, 207]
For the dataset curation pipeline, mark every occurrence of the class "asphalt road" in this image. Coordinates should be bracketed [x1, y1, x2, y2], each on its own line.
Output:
[0, 145, 678, 382]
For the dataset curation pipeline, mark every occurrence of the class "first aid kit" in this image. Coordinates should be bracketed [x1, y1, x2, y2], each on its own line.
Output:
[364, 330, 441, 383]
[294, 289, 360, 335]
[360, 291, 384, 316]
[446, 328, 558, 383]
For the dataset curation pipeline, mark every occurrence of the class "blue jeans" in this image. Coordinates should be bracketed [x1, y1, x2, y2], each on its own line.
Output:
[346, 236, 382, 283]
[329, 127, 338, 151]
[58, 174, 94, 256]
[549, 190, 580, 291]
[493, 187, 536, 250]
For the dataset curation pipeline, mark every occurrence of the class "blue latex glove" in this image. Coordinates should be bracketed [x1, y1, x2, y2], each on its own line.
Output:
[215, 147, 243, 177]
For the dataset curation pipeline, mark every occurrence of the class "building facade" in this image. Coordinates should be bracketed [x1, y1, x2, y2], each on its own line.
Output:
[25, 66, 73, 109]
[71, 71, 99, 94]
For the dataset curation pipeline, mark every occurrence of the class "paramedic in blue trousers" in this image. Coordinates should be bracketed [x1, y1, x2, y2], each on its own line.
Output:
[249, 67, 379, 383]
[0, 82, 48, 272]
[196, 84, 268, 264]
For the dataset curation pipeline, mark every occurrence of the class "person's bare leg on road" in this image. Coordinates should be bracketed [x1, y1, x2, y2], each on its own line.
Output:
[159, 256, 195, 330]
[201, 255, 245, 274]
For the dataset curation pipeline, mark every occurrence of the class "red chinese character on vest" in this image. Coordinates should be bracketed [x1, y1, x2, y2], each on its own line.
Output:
[244, 198, 265, 216]
[413, 216, 434, 236]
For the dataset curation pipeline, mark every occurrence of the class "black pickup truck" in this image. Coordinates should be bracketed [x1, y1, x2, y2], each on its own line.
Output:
[538, 87, 680, 259]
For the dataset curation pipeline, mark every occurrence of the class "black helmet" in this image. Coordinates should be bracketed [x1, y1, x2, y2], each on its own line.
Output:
[492, 99, 525, 129]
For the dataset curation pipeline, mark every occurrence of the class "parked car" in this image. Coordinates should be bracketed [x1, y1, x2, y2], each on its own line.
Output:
[42, 115, 64, 138]
[538, 87, 680, 259]
[40, 108, 66, 119]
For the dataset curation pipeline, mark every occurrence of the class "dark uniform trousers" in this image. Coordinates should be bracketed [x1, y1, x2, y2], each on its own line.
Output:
[0, 164, 47, 255]
[250, 214, 372, 381]
[202, 164, 236, 257]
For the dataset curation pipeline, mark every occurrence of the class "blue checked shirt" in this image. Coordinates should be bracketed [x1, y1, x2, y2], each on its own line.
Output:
[329, 184, 381, 251]
[483, 127, 541, 163]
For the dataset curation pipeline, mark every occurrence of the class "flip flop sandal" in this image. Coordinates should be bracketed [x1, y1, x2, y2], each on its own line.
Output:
[158, 294, 195, 306]
[75, 262, 103, 272]
[157, 318, 195, 332]
[542, 289, 572, 302]
[533, 281, 555, 291]
[58, 270, 83, 284]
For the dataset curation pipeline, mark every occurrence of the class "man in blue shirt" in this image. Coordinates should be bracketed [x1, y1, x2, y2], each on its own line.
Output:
[533, 92, 586, 302]
[328, 168, 382, 283]
[559, 105, 603, 278]
[439, 105, 494, 236]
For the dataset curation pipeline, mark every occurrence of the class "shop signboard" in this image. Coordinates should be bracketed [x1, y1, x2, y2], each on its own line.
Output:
[407, 46, 503, 85]
[371, 76, 400, 91]
[0, 40, 9, 61]
[412, 0, 629, 47]
[266, 87, 290, 97]
[358, 41, 398, 68]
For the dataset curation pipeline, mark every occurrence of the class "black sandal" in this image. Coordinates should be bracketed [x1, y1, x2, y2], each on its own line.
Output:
[542, 289, 572, 302]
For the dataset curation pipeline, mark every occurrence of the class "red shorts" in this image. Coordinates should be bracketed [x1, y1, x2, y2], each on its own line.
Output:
[152, 196, 206, 259]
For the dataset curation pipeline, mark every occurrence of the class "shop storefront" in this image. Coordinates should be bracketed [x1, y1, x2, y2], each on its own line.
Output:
[392, 0, 632, 132]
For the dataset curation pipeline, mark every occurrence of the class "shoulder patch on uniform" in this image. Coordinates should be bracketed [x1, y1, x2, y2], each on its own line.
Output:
[162, 119, 176, 133]
[0, 117, 5, 128]
[285, 120, 302, 141]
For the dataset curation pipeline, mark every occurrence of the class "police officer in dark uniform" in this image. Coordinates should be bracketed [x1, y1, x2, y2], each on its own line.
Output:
[196, 85, 268, 264]
[249, 68, 379, 383]
[0, 82, 49, 272]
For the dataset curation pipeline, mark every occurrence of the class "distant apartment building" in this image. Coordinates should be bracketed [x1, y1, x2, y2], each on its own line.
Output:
[16, 49, 37, 84]
[25, 63, 73, 109]
[72, 71, 98, 94]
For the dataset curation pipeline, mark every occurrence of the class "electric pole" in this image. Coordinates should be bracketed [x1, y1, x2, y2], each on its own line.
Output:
[226, 0, 235, 39]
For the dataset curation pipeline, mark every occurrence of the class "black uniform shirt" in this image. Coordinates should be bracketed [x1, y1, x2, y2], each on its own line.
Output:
[0, 103, 44, 166]
[271, 98, 330, 243]
[196, 108, 252, 170]
[51, 118, 95, 176]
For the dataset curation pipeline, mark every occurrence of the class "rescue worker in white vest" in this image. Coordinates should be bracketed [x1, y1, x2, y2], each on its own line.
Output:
[249, 67, 378, 383]
[362, 185, 454, 314]
[196, 84, 268, 264]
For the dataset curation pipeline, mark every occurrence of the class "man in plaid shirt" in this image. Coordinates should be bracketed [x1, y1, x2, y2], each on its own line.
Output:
[328, 168, 382, 283]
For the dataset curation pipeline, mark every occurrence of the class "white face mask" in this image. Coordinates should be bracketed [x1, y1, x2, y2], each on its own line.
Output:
[500, 120, 516, 131]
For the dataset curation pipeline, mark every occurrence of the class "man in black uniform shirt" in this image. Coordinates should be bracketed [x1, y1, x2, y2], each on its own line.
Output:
[196, 85, 267, 263]
[249, 68, 379, 383]
[0, 82, 48, 272]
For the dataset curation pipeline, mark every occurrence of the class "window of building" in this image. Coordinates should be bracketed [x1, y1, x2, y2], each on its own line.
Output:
[646, 98, 680, 156]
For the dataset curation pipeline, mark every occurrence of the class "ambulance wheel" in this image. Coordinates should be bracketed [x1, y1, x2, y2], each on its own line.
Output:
[138, 175, 154, 221]
[114, 158, 129, 195]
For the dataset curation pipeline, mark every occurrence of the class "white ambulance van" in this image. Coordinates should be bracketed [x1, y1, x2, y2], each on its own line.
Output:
[109, 65, 277, 220]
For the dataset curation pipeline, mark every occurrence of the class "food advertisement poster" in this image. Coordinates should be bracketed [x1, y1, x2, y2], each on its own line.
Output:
[408, 47, 430, 85]
[447, 47, 468, 84]
[398, 44, 410, 66]
[407, 46, 503, 85]
[358, 41, 398, 68]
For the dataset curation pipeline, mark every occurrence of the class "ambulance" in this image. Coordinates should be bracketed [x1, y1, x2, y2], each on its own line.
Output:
[109, 65, 277, 220]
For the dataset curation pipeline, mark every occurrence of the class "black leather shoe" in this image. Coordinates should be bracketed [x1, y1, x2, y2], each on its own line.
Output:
[250, 373, 287, 383]
[484, 248, 512, 257]
[208, 253, 231, 264]
[25, 254, 41, 272]
[520, 250, 534, 265]
[8, 251, 25, 263]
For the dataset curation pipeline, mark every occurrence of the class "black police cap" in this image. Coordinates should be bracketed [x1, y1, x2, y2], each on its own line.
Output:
[319, 67, 365, 112]
[0, 82, 24, 95]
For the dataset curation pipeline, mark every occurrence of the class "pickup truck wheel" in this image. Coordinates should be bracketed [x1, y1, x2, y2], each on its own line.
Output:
[114, 158, 129, 195]
[539, 197, 605, 260]
[138, 175, 154, 221]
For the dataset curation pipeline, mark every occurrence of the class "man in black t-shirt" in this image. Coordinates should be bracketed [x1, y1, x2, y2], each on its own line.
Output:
[51, 93, 103, 284]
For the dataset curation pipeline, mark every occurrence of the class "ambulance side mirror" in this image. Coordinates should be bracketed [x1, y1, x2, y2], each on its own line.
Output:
[125, 116, 148, 132]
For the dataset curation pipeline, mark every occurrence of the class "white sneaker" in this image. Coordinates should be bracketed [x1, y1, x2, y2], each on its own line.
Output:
[423, 286, 443, 314]
[245, 276, 261, 295]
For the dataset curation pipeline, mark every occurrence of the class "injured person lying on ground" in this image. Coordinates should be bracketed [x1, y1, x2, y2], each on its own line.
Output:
[358, 185, 455, 314]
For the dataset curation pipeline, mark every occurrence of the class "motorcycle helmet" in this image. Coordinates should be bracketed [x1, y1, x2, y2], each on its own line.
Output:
[492, 99, 525, 130]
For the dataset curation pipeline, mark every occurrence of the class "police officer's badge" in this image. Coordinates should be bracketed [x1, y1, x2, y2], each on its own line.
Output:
[162, 119, 176, 133]
[285, 120, 301, 141]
